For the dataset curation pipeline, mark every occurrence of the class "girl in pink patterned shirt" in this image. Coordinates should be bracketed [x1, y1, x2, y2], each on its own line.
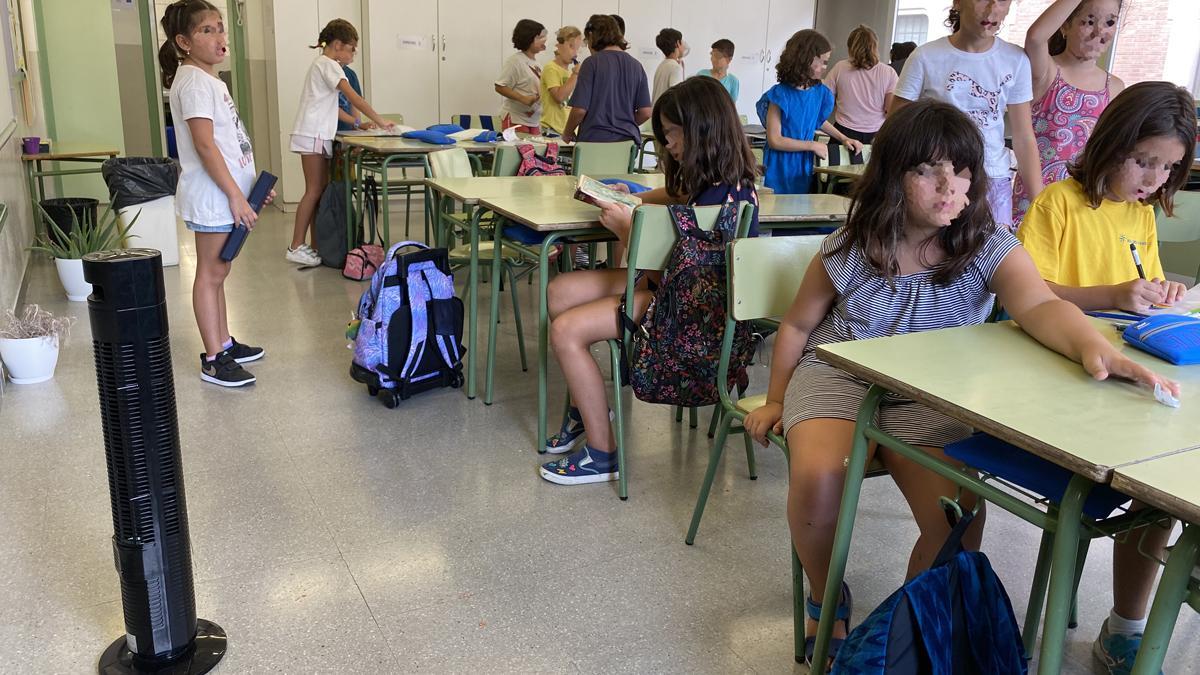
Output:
[1013, 0, 1124, 226]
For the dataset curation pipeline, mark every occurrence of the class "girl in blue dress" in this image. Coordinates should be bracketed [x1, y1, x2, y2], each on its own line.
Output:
[757, 29, 863, 194]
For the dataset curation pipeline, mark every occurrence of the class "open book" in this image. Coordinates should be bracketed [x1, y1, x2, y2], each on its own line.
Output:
[573, 175, 643, 210]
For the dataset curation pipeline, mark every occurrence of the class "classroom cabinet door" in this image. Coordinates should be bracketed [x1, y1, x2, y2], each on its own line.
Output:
[501, 0, 562, 66]
[437, 0, 503, 127]
[364, 0, 440, 127]
[760, 0, 818, 119]
[564, 0, 618, 52]
[617, 0, 672, 78]
[670, 0, 771, 119]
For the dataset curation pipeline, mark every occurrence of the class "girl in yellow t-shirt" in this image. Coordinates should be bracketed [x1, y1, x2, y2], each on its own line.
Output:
[1018, 81, 1194, 314]
[539, 26, 582, 135]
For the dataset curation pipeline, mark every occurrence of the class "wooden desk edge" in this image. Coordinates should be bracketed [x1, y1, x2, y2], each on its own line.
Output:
[477, 198, 600, 231]
[815, 345, 1113, 483]
[1110, 472, 1200, 525]
[22, 150, 119, 161]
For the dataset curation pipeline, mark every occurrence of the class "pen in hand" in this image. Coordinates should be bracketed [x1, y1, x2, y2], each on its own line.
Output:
[1129, 242, 1146, 280]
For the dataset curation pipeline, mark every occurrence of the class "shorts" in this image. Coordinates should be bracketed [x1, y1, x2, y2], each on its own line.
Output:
[290, 134, 333, 157]
[986, 176, 1014, 232]
[781, 357, 973, 449]
[501, 115, 540, 135]
[186, 220, 233, 234]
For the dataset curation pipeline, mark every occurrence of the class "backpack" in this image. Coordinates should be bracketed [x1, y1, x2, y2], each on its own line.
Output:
[350, 241, 465, 407]
[516, 142, 566, 176]
[620, 202, 754, 407]
[343, 176, 384, 281]
[315, 180, 353, 268]
[831, 509, 1028, 675]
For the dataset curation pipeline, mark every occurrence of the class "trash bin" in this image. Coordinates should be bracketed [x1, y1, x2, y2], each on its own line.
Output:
[102, 158, 182, 266]
[39, 197, 98, 247]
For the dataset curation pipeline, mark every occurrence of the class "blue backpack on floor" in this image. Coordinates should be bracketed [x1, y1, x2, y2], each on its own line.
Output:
[832, 510, 1027, 675]
[350, 241, 465, 407]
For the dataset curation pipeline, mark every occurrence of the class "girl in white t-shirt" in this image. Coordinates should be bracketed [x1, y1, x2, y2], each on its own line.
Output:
[288, 19, 393, 266]
[495, 19, 548, 134]
[162, 1, 274, 387]
[891, 0, 1041, 232]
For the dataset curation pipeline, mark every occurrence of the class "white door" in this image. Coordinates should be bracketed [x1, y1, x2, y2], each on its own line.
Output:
[618, 0, 672, 81]
[671, 0, 770, 119]
[760, 0, 818, 121]
[269, 0, 319, 203]
[501, 0, 561, 66]
[364, 0, 439, 127]
[438, 0, 503, 127]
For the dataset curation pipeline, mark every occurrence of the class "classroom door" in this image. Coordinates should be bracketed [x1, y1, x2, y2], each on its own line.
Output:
[671, 0, 771, 120]
[761, 0, 819, 119]
[617, 0, 672, 81]
[438, 0, 503, 127]
[364, 0, 439, 127]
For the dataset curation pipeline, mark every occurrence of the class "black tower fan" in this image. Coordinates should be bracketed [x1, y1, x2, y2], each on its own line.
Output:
[85, 249, 226, 674]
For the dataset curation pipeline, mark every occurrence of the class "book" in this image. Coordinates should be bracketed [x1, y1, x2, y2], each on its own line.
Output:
[573, 174, 642, 210]
[220, 171, 278, 262]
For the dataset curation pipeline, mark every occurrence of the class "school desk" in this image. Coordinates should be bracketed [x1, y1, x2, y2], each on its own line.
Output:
[757, 193, 849, 232]
[814, 162, 866, 193]
[424, 173, 666, 400]
[22, 144, 121, 226]
[812, 320, 1200, 673]
[1111, 452, 1200, 675]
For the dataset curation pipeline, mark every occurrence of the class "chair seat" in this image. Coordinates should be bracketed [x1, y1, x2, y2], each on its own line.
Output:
[448, 242, 531, 262]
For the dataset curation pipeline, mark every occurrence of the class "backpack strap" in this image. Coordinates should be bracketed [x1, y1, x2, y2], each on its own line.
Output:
[419, 267, 464, 370]
[544, 142, 559, 161]
[399, 261, 434, 380]
[517, 143, 535, 160]
[932, 509, 977, 568]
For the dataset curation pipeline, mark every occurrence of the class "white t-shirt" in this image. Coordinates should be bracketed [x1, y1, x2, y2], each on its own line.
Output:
[495, 52, 542, 126]
[291, 54, 347, 140]
[894, 36, 1032, 179]
[652, 59, 684, 103]
[169, 65, 256, 227]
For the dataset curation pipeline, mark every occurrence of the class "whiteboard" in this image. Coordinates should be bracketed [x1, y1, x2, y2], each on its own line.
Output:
[0, 0, 21, 145]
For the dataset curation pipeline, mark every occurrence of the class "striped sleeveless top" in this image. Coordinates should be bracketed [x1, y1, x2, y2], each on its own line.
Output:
[804, 226, 1021, 355]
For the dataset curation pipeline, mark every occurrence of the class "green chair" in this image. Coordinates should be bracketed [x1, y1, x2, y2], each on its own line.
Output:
[588, 202, 754, 500]
[572, 140, 637, 176]
[492, 143, 551, 178]
[427, 148, 530, 373]
[1154, 190, 1200, 283]
[815, 144, 871, 194]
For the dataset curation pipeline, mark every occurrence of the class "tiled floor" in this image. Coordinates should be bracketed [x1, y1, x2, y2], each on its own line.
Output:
[2, 206, 1197, 674]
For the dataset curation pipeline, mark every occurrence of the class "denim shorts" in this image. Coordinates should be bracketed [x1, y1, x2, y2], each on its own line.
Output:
[186, 220, 233, 234]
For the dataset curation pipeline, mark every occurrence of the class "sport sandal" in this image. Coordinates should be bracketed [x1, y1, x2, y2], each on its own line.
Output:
[805, 582, 853, 670]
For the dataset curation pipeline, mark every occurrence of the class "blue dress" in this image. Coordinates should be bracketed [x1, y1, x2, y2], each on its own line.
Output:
[756, 83, 834, 194]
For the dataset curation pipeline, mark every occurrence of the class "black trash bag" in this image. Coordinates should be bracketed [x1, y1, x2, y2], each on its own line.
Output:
[40, 197, 98, 246]
[101, 157, 180, 211]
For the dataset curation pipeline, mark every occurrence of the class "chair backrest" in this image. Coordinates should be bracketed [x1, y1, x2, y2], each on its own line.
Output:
[1154, 191, 1200, 243]
[626, 202, 752, 272]
[428, 148, 473, 178]
[572, 140, 637, 176]
[728, 235, 825, 321]
[451, 114, 498, 131]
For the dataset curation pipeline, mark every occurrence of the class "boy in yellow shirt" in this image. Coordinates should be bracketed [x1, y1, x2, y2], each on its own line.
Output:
[1018, 82, 1195, 674]
[540, 26, 582, 135]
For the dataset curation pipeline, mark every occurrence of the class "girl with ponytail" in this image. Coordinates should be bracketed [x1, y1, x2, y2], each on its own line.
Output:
[163, 0, 274, 387]
[1013, 0, 1124, 226]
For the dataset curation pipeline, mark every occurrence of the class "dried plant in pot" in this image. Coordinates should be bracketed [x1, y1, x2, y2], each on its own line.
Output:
[0, 304, 75, 384]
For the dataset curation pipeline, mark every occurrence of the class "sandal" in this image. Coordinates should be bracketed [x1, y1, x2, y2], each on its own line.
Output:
[803, 582, 853, 670]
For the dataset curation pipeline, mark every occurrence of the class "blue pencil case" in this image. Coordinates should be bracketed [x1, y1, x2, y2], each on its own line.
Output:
[1121, 314, 1200, 365]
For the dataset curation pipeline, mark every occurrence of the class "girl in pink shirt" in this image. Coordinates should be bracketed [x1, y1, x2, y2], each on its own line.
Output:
[823, 25, 898, 150]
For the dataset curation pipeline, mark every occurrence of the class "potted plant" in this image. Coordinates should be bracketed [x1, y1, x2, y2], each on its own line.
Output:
[29, 203, 136, 301]
[0, 304, 74, 384]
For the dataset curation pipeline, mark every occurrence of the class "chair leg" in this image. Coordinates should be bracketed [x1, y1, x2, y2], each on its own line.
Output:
[505, 263, 528, 372]
[1068, 536, 1091, 629]
[793, 543, 806, 664]
[707, 406, 720, 438]
[609, 343, 628, 500]
[675, 406, 684, 423]
[689, 406, 698, 429]
[1023, 529, 1055, 657]
[405, 186, 412, 239]
[743, 431, 757, 480]
[685, 411, 733, 544]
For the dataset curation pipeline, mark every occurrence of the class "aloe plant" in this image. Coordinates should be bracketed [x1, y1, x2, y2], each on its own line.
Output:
[28, 202, 138, 259]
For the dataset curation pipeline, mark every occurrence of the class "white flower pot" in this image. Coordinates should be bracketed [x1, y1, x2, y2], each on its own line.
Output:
[0, 335, 60, 384]
[55, 257, 92, 301]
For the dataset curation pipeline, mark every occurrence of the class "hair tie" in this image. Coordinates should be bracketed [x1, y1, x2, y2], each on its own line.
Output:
[320, 40, 327, 48]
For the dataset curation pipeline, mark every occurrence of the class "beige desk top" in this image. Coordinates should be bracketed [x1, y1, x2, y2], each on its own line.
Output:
[22, 145, 120, 161]
[426, 173, 665, 205]
[758, 194, 850, 222]
[1112, 451, 1200, 525]
[816, 321, 1200, 482]
[815, 163, 866, 180]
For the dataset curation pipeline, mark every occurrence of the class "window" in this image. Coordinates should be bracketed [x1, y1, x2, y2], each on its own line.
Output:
[893, 13, 929, 46]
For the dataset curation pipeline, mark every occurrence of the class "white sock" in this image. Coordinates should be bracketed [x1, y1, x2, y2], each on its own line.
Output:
[1108, 609, 1148, 636]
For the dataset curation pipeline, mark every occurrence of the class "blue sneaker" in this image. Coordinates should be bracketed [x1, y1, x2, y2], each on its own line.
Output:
[544, 408, 614, 454]
[1093, 620, 1160, 675]
[539, 446, 619, 485]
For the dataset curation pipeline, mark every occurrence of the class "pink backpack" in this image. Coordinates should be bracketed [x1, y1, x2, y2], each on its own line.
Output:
[343, 176, 386, 281]
[516, 143, 566, 176]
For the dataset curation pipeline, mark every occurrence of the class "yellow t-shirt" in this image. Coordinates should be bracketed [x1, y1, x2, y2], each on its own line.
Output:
[539, 60, 572, 134]
[1016, 178, 1165, 286]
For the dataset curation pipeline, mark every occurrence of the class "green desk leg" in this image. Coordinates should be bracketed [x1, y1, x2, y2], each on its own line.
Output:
[484, 220, 505, 405]
[464, 206, 484, 400]
[343, 147, 355, 249]
[1037, 473, 1093, 674]
[536, 233, 566, 448]
[810, 384, 887, 670]
[24, 161, 39, 229]
[1131, 523, 1200, 675]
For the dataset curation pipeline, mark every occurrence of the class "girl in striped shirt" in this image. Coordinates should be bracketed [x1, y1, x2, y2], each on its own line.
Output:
[741, 99, 1176, 667]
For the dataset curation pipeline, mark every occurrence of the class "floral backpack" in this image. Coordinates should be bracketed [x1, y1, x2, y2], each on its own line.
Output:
[516, 142, 566, 177]
[620, 202, 754, 407]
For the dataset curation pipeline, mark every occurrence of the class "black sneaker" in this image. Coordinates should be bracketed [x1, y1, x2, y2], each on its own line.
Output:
[223, 337, 264, 364]
[199, 352, 256, 387]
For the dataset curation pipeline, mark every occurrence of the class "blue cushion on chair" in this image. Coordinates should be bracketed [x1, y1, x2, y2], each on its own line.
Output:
[426, 124, 465, 134]
[402, 130, 456, 145]
[473, 130, 500, 143]
[599, 178, 651, 194]
[502, 222, 547, 244]
[944, 433, 1132, 519]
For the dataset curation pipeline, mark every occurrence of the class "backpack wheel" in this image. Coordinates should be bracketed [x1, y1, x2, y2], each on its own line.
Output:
[380, 390, 399, 408]
[367, 385, 379, 396]
[449, 372, 464, 388]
